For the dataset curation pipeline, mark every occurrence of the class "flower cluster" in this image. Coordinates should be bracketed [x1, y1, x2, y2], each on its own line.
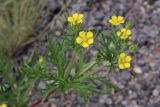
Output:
[67, 13, 84, 25]
[109, 15, 133, 70]
[109, 16, 124, 26]
[67, 13, 135, 69]
[109, 15, 132, 40]
[0, 104, 7, 107]
[118, 53, 132, 69]
[68, 13, 94, 48]
[76, 31, 94, 48]
[117, 28, 132, 39]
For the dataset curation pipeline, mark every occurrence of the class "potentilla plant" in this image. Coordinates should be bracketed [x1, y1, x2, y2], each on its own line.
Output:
[0, 13, 137, 106]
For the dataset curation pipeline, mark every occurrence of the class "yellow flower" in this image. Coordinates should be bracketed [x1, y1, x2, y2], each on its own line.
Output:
[76, 31, 94, 48]
[117, 28, 132, 40]
[38, 56, 45, 64]
[0, 104, 7, 107]
[109, 15, 124, 26]
[67, 13, 84, 25]
[118, 52, 132, 69]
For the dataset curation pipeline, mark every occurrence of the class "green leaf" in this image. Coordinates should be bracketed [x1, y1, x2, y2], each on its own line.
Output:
[125, 21, 133, 28]
[129, 44, 138, 52]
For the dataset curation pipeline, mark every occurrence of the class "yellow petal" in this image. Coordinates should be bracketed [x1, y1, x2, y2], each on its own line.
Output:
[121, 28, 126, 32]
[121, 35, 128, 40]
[109, 19, 114, 24]
[82, 42, 89, 48]
[124, 63, 130, 68]
[119, 53, 126, 59]
[73, 13, 78, 19]
[118, 16, 124, 21]
[1, 104, 7, 107]
[118, 57, 122, 63]
[88, 38, 94, 44]
[126, 56, 132, 62]
[78, 14, 84, 19]
[77, 19, 83, 23]
[79, 31, 86, 38]
[119, 63, 125, 69]
[111, 15, 117, 21]
[121, 20, 124, 23]
[67, 17, 73, 23]
[117, 31, 121, 36]
[126, 29, 131, 35]
[76, 37, 82, 44]
[86, 31, 93, 38]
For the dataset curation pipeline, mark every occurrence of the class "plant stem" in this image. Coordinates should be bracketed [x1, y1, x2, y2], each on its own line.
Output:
[64, 51, 76, 79]
[77, 61, 97, 77]
[79, 66, 99, 80]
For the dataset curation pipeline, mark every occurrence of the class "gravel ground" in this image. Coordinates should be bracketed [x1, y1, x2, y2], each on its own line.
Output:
[29, 0, 160, 107]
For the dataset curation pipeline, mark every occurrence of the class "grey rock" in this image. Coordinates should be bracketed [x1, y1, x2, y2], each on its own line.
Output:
[38, 81, 46, 89]
[121, 100, 128, 106]
[94, 11, 104, 20]
[137, 59, 146, 66]
[89, 103, 99, 107]
[51, 104, 57, 107]
[77, 96, 84, 104]
[75, 104, 82, 107]
[121, 70, 131, 80]
[106, 98, 113, 105]
[89, 95, 99, 103]
[142, 26, 159, 38]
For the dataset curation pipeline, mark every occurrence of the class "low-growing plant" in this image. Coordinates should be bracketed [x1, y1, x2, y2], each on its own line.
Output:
[0, 0, 42, 56]
[0, 12, 138, 107]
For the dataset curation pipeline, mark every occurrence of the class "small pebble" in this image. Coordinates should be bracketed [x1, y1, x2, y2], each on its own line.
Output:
[133, 66, 143, 74]
[51, 104, 57, 107]
[106, 98, 112, 105]
[152, 89, 159, 97]
[121, 70, 131, 80]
